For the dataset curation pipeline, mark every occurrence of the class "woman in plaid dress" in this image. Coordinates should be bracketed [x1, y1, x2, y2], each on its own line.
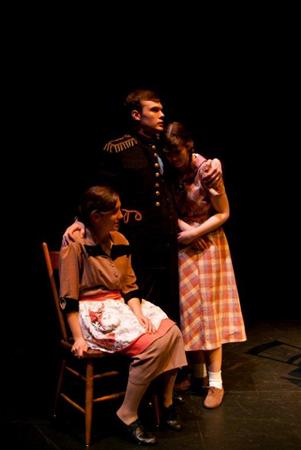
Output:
[164, 122, 246, 409]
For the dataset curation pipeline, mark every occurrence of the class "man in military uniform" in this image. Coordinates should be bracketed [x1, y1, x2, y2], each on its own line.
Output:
[97, 89, 180, 322]
[64, 89, 221, 323]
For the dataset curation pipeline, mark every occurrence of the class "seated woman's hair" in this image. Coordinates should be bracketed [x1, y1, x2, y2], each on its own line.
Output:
[78, 185, 119, 226]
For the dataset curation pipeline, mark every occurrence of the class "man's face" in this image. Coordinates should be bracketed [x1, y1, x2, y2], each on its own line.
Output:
[133, 100, 165, 133]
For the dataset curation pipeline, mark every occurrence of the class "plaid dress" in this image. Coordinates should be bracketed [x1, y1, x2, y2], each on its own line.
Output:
[175, 154, 246, 351]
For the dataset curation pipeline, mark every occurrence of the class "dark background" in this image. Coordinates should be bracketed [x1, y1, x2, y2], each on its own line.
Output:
[5, 8, 299, 434]
[7, 9, 299, 356]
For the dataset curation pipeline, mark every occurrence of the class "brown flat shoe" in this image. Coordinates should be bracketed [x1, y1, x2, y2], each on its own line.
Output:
[203, 387, 224, 409]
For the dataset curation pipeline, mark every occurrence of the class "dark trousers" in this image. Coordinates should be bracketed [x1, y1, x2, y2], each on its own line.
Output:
[131, 240, 180, 325]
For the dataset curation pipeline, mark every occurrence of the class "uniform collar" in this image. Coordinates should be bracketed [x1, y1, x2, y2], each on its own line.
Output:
[132, 130, 161, 146]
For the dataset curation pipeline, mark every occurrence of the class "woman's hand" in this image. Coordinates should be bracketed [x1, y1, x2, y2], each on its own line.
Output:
[127, 297, 156, 333]
[178, 220, 210, 249]
[177, 228, 198, 245]
[137, 315, 156, 333]
[178, 219, 193, 231]
[71, 337, 88, 358]
[178, 229, 210, 250]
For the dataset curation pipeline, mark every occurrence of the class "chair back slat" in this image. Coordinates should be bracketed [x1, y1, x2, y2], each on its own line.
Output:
[42, 242, 68, 341]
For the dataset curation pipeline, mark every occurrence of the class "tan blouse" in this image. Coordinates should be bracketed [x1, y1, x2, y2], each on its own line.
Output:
[59, 231, 140, 304]
[59, 230, 176, 355]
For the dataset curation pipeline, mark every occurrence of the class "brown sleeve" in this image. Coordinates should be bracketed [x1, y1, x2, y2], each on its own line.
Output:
[59, 242, 82, 301]
[121, 253, 141, 302]
[111, 231, 141, 302]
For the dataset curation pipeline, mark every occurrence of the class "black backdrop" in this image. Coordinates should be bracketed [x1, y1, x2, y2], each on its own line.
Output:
[20, 69, 297, 325]
[5, 12, 300, 425]
[8, 15, 299, 364]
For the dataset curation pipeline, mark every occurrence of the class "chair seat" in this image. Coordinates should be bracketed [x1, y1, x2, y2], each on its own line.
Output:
[60, 339, 108, 358]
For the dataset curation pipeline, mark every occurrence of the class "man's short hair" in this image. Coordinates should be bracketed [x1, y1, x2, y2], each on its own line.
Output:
[124, 89, 161, 114]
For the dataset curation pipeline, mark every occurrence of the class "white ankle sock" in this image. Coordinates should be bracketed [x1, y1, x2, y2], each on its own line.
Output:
[208, 370, 223, 389]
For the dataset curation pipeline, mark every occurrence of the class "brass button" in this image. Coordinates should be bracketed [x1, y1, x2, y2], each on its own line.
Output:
[155, 182, 160, 187]
[155, 202, 160, 207]
[151, 145, 156, 150]
[154, 162, 160, 168]
[155, 172, 160, 177]
[155, 190, 160, 196]
[154, 152, 158, 157]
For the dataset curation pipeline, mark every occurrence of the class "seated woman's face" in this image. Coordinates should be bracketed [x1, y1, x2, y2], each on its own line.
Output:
[100, 198, 123, 233]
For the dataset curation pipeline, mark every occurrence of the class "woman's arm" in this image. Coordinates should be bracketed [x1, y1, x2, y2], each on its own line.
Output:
[127, 297, 155, 333]
[67, 312, 88, 357]
[178, 219, 192, 231]
[177, 190, 230, 246]
[59, 242, 88, 356]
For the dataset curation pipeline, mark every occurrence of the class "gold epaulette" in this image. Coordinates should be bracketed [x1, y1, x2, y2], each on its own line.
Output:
[103, 134, 138, 153]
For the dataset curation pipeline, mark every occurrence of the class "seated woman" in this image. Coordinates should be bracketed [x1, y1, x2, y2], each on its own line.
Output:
[59, 185, 187, 446]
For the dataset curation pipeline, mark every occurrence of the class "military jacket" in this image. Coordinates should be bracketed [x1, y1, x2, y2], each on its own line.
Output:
[98, 132, 178, 246]
[96, 132, 180, 322]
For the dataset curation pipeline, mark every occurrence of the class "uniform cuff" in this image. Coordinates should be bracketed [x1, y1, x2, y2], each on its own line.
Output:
[123, 289, 141, 303]
[60, 297, 79, 313]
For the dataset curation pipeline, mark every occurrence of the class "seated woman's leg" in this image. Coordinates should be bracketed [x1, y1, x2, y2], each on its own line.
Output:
[116, 379, 157, 445]
[127, 325, 187, 431]
[117, 382, 149, 425]
[128, 325, 187, 385]
[116, 324, 186, 444]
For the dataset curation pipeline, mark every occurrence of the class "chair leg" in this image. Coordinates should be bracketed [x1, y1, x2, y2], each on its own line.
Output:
[52, 359, 66, 418]
[152, 393, 161, 427]
[85, 361, 94, 447]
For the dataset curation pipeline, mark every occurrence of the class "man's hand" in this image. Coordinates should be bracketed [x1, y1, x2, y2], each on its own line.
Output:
[201, 158, 222, 187]
[62, 221, 85, 246]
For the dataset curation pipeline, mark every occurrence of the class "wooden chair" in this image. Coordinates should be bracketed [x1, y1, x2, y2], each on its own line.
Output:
[42, 242, 160, 447]
[42, 241, 129, 447]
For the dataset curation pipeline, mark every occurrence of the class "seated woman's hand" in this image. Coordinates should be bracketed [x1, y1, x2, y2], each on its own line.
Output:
[137, 315, 156, 334]
[62, 221, 85, 246]
[71, 337, 88, 358]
